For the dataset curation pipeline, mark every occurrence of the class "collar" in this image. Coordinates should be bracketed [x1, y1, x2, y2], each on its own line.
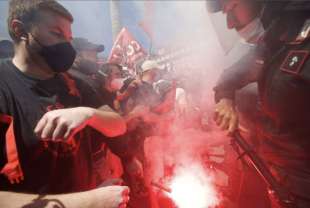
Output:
[289, 19, 310, 44]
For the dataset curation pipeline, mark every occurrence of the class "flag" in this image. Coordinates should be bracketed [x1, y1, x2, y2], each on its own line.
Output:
[108, 27, 146, 75]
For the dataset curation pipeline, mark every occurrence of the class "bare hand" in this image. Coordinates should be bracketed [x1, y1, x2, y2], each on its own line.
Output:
[214, 98, 238, 134]
[91, 186, 130, 208]
[34, 107, 94, 141]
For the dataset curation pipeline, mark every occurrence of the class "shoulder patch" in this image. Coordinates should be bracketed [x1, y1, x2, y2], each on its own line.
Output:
[280, 50, 309, 75]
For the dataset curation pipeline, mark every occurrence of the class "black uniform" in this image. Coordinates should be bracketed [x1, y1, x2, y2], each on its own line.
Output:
[214, 13, 310, 207]
[0, 59, 107, 194]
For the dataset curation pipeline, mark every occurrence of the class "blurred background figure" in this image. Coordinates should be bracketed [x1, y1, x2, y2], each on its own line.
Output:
[0, 39, 14, 59]
[69, 37, 104, 82]
[94, 63, 126, 109]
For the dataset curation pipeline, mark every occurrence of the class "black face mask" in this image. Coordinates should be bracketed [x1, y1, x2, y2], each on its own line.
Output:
[33, 36, 76, 73]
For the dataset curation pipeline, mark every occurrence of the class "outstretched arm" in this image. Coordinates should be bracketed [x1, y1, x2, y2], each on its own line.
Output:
[213, 45, 265, 134]
[214, 45, 265, 102]
[0, 186, 129, 208]
[34, 106, 126, 141]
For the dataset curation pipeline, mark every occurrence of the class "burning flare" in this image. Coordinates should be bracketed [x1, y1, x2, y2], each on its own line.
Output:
[168, 164, 220, 208]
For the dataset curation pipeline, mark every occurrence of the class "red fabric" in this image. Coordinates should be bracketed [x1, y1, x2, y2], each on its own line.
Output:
[61, 73, 81, 98]
[0, 114, 24, 184]
[108, 27, 146, 74]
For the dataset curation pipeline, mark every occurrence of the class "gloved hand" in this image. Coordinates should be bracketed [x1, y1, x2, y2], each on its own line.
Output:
[214, 98, 239, 134]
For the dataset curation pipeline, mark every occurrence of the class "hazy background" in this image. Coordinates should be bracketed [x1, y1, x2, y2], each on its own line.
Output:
[0, 0, 251, 103]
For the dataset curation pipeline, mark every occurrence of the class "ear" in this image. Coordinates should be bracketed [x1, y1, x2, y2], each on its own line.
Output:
[11, 19, 28, 41]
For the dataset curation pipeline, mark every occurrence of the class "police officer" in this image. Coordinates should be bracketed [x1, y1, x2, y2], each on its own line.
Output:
[207, 0, 310, 207]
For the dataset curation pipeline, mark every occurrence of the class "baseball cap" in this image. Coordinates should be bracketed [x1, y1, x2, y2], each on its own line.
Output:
[72, 37, 104, 52]
[141, 60, 164, 73]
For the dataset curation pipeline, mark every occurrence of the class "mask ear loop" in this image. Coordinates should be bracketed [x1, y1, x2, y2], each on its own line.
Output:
[14, 20, 43, 48]
[20, 36, 27, 41]
[29, 33, 44, 48]
[240, 4, 267, 44]
[21, 23, 44, 47]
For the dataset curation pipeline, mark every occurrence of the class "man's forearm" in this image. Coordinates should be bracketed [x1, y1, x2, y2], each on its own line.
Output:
[0, 191, 94, 208]
[87, 107, 126, 138]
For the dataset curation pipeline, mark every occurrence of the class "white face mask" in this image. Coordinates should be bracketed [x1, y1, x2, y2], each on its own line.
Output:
[237, 17, 265, 43]
[110, 78, 125, 91]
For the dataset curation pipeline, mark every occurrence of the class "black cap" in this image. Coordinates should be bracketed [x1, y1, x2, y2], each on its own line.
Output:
[72, 37, 104, 53]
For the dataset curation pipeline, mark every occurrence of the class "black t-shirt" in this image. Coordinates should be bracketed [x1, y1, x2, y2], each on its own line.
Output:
[0, 59, 102, 194]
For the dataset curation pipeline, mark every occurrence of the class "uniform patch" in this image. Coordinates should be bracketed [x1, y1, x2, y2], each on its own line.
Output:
[280, 50, 309, 74]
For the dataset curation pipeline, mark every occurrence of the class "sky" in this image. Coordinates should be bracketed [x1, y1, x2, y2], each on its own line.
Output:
[0, 1, 239, 56]
[0, 1, 142, 56]
[0, 0, 246, 74]
[0, 1, 182, 56]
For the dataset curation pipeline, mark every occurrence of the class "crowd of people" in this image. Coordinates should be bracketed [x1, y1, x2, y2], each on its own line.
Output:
[0, 1, 207, 208]
[1, 0, 310, 208]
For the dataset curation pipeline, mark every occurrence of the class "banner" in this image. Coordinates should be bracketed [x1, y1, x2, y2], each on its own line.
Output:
[108, 28, 146, 74]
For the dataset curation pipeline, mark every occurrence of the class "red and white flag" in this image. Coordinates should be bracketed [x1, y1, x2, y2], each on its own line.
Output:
[108, 27, 146, 74]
